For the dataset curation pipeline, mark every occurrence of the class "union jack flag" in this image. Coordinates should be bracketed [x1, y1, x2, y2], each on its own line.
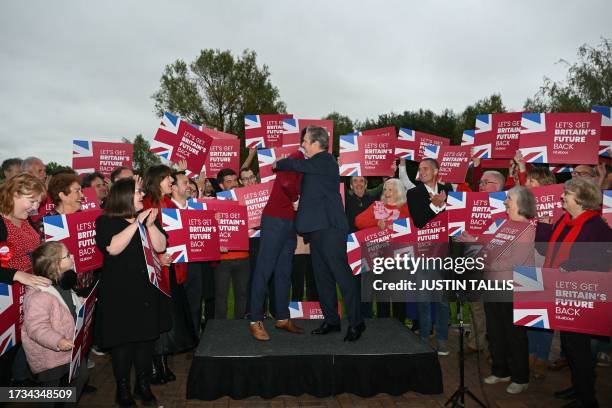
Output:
[520, 145, 548, 163]
[151, 112, 181, 160]
[0, 324, 16, 356]
[257, 148, 277, 183]
[475, 114, 493, 134]
[43, 214, 70, 242]
[167, 244, 189, 263]
[244, 115, 265, 148]
[461, 130, 475, 146]
[447, 192, 467, 210]
[603, 190, 611, 214]
[288, 302, 305, 318]
[216, 190, 238, 201]
[0, 283, 13, 316]
[471, 143, 492, 159]
[69, 345, 81, 383]
[398, 128, 416, 142]
[339, 133, 361, 176]
[346, 233, 363, 275]
[423, 145, 441, 160]
[483, 218, 506, 235]
[0, 282, 16, 356]
[488, 191, 508, 216]
[161, 208, 184, 232]
[513, 266, 545, 292]
[521, 113, 546, 134]
[392, 218, 412, 240]
[186, 200, 206, 210]
[513, 308, 550, 329]
[549, 164, 573, 173]
[340, 133, 360, 153]
[72, 140, 95, 174]
[448, 221, 465, 237]
[249, 229, 260, 238]
[592, 105, 612, 157]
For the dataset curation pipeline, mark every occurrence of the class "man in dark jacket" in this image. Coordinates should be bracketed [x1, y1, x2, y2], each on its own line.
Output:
[275, 127, 364, 341]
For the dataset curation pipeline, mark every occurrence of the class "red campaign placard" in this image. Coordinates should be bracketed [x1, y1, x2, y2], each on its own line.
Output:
[216, 181, 274, 229]
[201, 137, 240, 178]
[43, 210, 103, 274]
[474, 112, 522, 159]
[151, 114, 213, 177]
[513, 267, 612, 336]
[288, 301, 342, 319]
[31, 187, 100, 225]
[592, 106, 612, 157]
[244, 114, 294, 148]
[477, 220, 533, 262]
[339, 134, 396, 177]
[257, 146, 299, 183]
[447, 192, 506, 237]
[519, 112, 601, 165]
[187, 199, 249, 251]
[390, 212, 450, 259]
[137, 221, 170, 296]
[0, 282, 25, 356]
[69, 283, 97, 382]
[72, 141, 133, 178]
[161, 209, 221, 262]
[531, 184, 564, 223]
[603, 190, 612, 227]
[422, 145, 471, 183]
[282, 118, 334, 152]
[347, 226, 394, 275]
[395, 128, 450, 161]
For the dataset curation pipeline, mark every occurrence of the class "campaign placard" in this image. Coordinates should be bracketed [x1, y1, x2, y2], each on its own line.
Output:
[288, 301, 342, 319]
[68, 283, 97, 382]
[257, 146, 299, 183]
[72, 141, 133, 177]
[592, 106, 612, 157]
[0, 281, 24, 356]
[423, 145, 471, 183]
[187, 199, 248, 251]
[339, 134, 396, 176]
[474, 112, 522, 159]
[161, 209, 221, 262]
[347, 226, 394, 275]
[513, 266, 611, 336]
[531, 184, 565, 223]
[244, 113, 293, 148]
[151, 112, 213, 177]
[395, 128, 450, 162]
[519, 112, 601, 164]
[282, 118, 334, 152]
[216, 181, 274, 229]
[447, 192, 506, 237]
[43, 210, 103, 275]
[477, 220, 533, 263]
[31, 187, 100, 225]
[137, 221, 169, 297]
[461, 130, 475, 146]
[201, 136, 240, 178]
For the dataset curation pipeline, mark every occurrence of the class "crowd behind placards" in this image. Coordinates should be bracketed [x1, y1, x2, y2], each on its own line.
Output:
[0, 108, 610, 407]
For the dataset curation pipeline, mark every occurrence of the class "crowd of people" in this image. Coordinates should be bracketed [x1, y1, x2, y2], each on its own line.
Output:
[0, 126, 610, 407]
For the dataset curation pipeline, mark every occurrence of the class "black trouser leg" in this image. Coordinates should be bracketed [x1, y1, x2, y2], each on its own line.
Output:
[111, 343, 136, 380]
[291, 254, 307, 301]
[562, 331, 597, 406]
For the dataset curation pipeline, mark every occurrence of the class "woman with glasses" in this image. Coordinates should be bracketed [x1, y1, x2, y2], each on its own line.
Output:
[95, 177, 166, 406]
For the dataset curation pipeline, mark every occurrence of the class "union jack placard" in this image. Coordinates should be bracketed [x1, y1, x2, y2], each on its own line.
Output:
[73, 140, 133, 177]
[474, 112, 522, 159]
[592, 105, 612, 157]
[244, 114, 293, 148]
[282, 118, 334, 152]
[396, 128, 449, 162]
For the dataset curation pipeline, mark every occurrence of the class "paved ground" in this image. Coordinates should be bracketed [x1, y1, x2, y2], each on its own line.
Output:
[77, 327, 611, 408]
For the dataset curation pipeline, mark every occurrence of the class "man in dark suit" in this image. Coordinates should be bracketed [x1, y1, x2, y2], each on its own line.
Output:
[406, 158, 453, 355]
[275, 126, 364, 341]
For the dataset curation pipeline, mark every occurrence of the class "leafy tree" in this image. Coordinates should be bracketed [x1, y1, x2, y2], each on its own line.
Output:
[153, 49, 286, 137]
[122, 134, 161, 175]
[524, 37, 612, 112]
[45, 162, 73, 176]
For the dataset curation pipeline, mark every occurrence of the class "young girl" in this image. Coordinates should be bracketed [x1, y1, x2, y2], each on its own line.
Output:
[21, 241, 90, 402]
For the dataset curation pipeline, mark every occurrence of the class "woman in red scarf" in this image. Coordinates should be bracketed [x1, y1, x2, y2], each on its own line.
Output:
[142, 165, 197, 385]
[536, 178, 611, 408]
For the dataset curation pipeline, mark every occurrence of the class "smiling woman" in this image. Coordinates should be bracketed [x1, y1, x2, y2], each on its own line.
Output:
[46, 173, 84, 215]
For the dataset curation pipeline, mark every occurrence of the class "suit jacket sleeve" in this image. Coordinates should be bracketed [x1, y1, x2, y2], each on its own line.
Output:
[407, 185, 440, 228]
[276, 153, 336, 176]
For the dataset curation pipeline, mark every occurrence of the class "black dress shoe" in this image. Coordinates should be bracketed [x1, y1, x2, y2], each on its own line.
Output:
[160, 355, 176, 382]
[115, 378, 136, 407]
[133, 372, 158, 407]
[311, 322, 341, 335]
[554, 387, 577, 400]
[344, 322, 366, 342]
[150, 356, 166, 385]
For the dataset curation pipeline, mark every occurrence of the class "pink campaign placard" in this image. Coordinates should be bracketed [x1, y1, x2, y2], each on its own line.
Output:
[422, 145, 471, 184]
[0, 281, 25, 356]
[201, 136, 240, 178]
[513, 267, 611, 336]
[474, 112, 522, 159]
[257, 146, 299, 183]
[592, 106, 612, 157]
[72, 141, 133, 177]
[151, 112, 213, 177]
[519, 112, 601, 165]
[69, 283, 97, 382]
[244, 114, 293, 148]
[446, 192, 506, 237]
[187, 199, 249, 251]
[339, 133, 396, 177]
[216, 181, 274, 229]
[161, 209, 221, 262]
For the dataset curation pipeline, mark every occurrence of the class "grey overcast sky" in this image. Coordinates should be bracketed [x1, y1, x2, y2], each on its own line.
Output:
[1, 0, 610, 165]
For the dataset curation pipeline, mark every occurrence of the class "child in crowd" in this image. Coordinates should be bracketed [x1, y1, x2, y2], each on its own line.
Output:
[21, 241, 93, 403]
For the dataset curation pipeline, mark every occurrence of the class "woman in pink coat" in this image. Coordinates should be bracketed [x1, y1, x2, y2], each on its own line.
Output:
[21, 241, 92, 402]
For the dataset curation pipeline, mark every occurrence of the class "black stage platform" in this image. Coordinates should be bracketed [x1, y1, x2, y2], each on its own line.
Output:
[186, 318, 443, 400]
